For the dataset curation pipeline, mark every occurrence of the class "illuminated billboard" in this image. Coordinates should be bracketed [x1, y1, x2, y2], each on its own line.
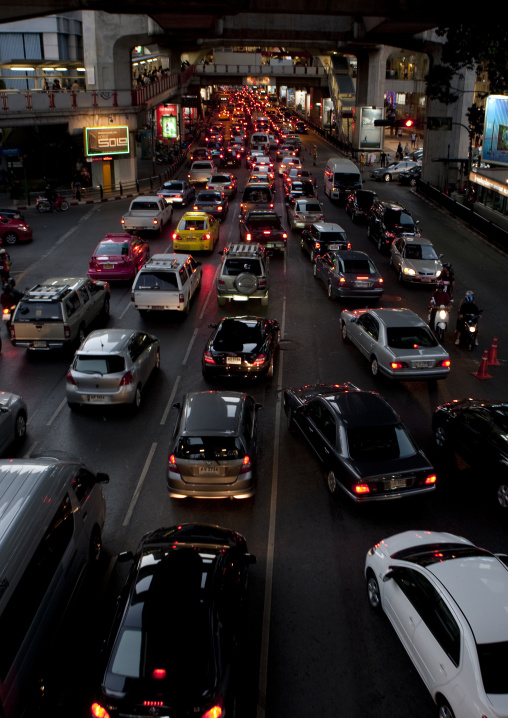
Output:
[84, 126, 130, 157]
[483, 95, 508, 166]
[358, 107, 383, 150]
[156, 105, 179, 140]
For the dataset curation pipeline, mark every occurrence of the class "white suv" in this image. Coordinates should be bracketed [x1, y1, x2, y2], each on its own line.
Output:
[216, 243, 269, 306]
[131, 254, 202, 315]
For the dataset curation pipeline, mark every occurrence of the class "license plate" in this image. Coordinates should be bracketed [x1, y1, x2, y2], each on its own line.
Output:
[103, 264, 114, 269]
[353, 281, 369, 288]
[387, 478, 408, 490]
[328, 243, 342, 250]
[88, 395, 105, 402]
[414, 361, 432, 368]
[151, 305, 165, 310]
[421, 277, 433, 282]
[33, 340, 47, 348]
[226, 356, 242, 365]
[198, 466, 221, 475]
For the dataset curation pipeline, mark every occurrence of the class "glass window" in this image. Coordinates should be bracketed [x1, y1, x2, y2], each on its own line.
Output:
[134, 271, 178, 291]
[387, 326, 437, 348]
[15, 301, 63, 322]
[72, 467, 97, 503]
[347, 423, 416, 461]
[477, 640, 508, 693]
[176, 436, 245, 460]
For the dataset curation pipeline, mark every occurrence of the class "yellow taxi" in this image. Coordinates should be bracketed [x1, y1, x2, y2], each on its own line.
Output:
[172, 211, 220, 252]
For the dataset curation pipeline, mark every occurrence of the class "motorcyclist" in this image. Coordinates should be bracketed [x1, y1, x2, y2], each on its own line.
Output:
[455, 290, 481, 345]
[428, 281, 452, 326]
[45, 184, 57, 212]
[0, 249, 11, 281]
[440, 263, 455, 298]
[1, 279, 22, 328]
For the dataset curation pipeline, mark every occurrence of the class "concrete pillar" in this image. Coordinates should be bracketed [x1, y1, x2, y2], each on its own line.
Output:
[355, 46, 392, 107]
[420, 44, 475, 192]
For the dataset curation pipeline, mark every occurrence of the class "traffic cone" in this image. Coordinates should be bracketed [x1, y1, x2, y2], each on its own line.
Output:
[472, 348, 492, 380]
[488, 336, 502, 366]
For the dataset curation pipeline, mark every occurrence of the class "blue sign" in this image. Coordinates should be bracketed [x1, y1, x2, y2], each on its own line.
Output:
[1, 148, 21, 157]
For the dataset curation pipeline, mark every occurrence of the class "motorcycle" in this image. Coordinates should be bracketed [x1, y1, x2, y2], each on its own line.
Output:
[457, 311, 483, 351]
[2, 304, 16, 330]
[36, 194, 70, 213]
[428, 302, 452, 343]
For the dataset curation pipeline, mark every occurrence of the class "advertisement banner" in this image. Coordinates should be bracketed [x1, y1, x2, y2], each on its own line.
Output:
[156, 104, 178, 139]
[84, 126, 129, 157]
[483, 95, 508, 166]
[358, 107, 383, 150]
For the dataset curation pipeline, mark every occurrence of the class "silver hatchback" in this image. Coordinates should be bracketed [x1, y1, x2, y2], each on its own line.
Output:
[66, 328, 160, 410]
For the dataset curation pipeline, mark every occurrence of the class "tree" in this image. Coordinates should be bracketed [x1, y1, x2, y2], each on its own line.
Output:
[425, 22, 508, 104]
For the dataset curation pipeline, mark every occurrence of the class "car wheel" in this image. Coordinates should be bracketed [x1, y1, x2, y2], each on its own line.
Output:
[341, 321, 350, 343]
[438, 701, 455, 718]
[313, 263, 318, 278]
[367, 223, 371, 238]
[366, 572, 381, 610]
[310, 249, 316, 263]
[14, 411, 27, 445]
[67, 402, 80, 412]
[436, 326, 445, 343]
[389, 255, 393, 267]
[3, 232, 18, 246]
[434, 425, 447, 449]
[383, 173, 391, 182]
[286, 407, 296, 433]
[300, 237, 305, 252]
[371, 356, 379, 377]
[398, 269, 404, 284]
[266, 357, 274, 379]
[326, 470, 340, 496]
[496, 482, 508, 509]
[89, 526, 102, 564]
[132, 385, 142, 410]
[327, 282, 335, 301]
[260, 295, 269, 307]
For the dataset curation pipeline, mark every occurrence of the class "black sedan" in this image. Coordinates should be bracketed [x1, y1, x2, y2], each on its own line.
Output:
[91, 523, 255, 718]
[300, 221, 350, 262]
[398, 165, 422, 186]
[345, 189, 378, 223]
[432, 399, 508, 509]
[192, 190, 229, 220]
[203, 315, 280, 380]
[284, 384, 436, 502]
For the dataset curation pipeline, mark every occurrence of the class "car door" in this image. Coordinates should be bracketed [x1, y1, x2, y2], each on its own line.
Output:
[298, 399, 338, 466]
[187, 257, 201, 297]
[449, 408, 492, 468]
[391, 238, 405, 271]
[353, 314, 380, 359]
[0, 404, 14, 455]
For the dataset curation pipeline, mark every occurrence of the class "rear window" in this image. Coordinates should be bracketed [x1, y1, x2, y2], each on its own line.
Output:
[15, 301, 63, 322]
[347, 423, 416, 461]
[300, 202, 321, 212]
[130, 202, 159, 211]
[134, 271, 179, 291]
[197, 193, 221, 202]
[192, 162, 212, 170]
[333, 172, 360, 185]
[385, 210, 415, 231]
[180, 219, 206, 230]
[242, 187, 272, 203]
[387, 326, 438, 349]
[210, 175, 230, 183]
[342, 259, 375, 274]
[95, 241, 128, 256]
[215, 321, 264, 353]
[176, 436, 245, 460]
[247, 216, 280, 229]
[223, 259, 262, 276]
[163, 182, 183, 190]
[74, 354, 125, 374]
[320, 231, 347, 243]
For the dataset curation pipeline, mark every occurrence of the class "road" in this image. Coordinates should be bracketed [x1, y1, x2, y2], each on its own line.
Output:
[3, 129, 508, 718]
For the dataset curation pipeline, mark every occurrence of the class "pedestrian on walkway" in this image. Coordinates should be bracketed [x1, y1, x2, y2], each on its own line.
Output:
[404, 142, 410, 156]
[396, 142, 403, 160]
[380, 151, 386, 167]
[411, 132, 417, 148]
[312, 144, 317, 166]
[360, 153, 365, 172]
[386, 153, 392, 166]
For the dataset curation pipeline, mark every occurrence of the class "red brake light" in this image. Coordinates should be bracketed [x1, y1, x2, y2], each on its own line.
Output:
[120, 371, 133, 386]
[240, 455, 252, 473]
[425, 474, 437, 485]
[66, 370, 76, 385]
[390, 362, 409, 370]
[204, 351, 216, 364]
[91, 704, 110, 718]
[168, 454, 178, 470]
[440, 359, 451, 367]
[202, 707, 223, 718]
[354, 484, 370, 495]
[152, 669, 166, 680]
[252, 353, 267, 366]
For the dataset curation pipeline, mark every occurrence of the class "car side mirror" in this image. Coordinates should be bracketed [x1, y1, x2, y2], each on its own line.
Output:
[171, 402, 181, 410]
[245, 553, 257, 565]
[96, 472, 110, 484]
[208, 323, 218, 328]
[383, 566, 401, 582]
[117, 551, 134, 563]
[350, 316, 357, 323]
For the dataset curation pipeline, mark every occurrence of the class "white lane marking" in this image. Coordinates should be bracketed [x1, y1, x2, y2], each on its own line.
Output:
[160, 374, 181, 425]
[46, 398, 67, 425]
[120, 299, 133, 320]
[257, 295, 286, 717]
[122, 441, 157, 526]
[182, 328, 198, 366]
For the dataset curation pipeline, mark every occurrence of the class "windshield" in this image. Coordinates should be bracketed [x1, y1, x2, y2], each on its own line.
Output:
[477, 641, 508, 693]
[387, 326, 438, 349]
[404, 244, 439, 260]
[347, 423, 416, 461]
[385, 210, 415, 232]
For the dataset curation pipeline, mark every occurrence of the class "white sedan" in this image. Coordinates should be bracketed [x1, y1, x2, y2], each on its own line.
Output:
[365, 530, 508, 718]
[390, 236, 443, 284]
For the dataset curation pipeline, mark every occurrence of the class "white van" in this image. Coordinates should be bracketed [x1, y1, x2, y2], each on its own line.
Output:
[131, 254, 202, 314]
[0, 458, 109, 717]
[324, 157, 362, 203]
[250, 132, 270, 150]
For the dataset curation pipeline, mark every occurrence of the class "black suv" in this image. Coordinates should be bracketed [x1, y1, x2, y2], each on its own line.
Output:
[367, 200, 420, 253]
[92, 523, 256, 718]
[300, 221, 350, 262]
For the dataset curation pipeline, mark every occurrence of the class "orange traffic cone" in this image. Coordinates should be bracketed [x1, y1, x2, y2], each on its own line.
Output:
[472, 348, 492, 380]
[488, 336, 502, 366]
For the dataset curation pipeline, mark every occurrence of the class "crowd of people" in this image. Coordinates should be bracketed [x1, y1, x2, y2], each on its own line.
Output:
[133, 66, 176, 88]
[43, 78, 83, 92]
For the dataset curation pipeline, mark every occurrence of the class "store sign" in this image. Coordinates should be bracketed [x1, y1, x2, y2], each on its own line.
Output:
[84, 126, 129, 157]
[156, 105, 178, 140]
[244, 76, 270, 86]
[483, 95, 508, 166]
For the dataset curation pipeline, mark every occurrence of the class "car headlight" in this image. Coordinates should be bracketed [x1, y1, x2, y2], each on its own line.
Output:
[435, 269, 442, 277]
[403, 267, 416, 276]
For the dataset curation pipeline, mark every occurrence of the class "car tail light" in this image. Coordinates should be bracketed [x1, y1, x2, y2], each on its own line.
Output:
[218, 279, 226, 287]
[205, 234, 211, 240]
[120, 371, 133, 386]
[193, 205, 198, 210]
[173, 233, 180, 241]
[282, 233, 287, 239]
[269, 203, 274, 209]
[64, 325, 71, 339]
[91, 703, 110, 718]
[354, 484, 370, 495]
[377, 278, 384, 285]
[347, 242, 352, 249]
[217, 206, 223, 212]
[425, 474, 437, 485]
[390, 362, 409, 370]
[438, 359, 451, 367]
[240, 455, 252, 473]
[258, 279, 267, 288]
[143, 701, 164, 707]
[252, 353, 267, 366]
[152, 669, 166, 680]
[203, 351, 216, 365]
[9, 325, 14, 339]
[263, 230, 271, 235]
[66, 370, 76, 385]
[315, 242, 321, 249]
[246, 233, 252, 241]
[168, 454, 178, 471]
[356, 276, 369, 280]
[202, 706, 223, 718]
[179, 293, 184, 305]
[153, 219, 159, 227]
[120, 218, 125, 225]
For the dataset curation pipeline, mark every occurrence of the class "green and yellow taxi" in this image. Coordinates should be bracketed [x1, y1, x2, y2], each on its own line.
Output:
[172, 211, 220, 252]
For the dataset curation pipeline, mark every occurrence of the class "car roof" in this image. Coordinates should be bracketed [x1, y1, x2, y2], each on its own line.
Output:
[325, 391, 398, 428]
[181, 391, 247, 435]
[329, 250, 370, 260]
[381, 201, 406, 210]
[368, 308, 425, 327]
[400, 237, 434, 246]
[312, 222, 346, 232]
[182, 211, 209, 219]
[78, 328, 136, 354]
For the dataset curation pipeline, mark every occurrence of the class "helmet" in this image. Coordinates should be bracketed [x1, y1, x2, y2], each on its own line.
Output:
[436, 281, 445, 290]
[0, 249, 5, 255]
[465, 290, 474, 302]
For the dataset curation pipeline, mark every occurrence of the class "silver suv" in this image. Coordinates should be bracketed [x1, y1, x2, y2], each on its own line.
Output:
[10, 277, 110, 351]
[217, 243, 269, 306]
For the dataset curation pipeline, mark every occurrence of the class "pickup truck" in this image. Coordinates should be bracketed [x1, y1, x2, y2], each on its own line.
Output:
[121, 196, 173, 235]
[239, 210, 287, 253]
